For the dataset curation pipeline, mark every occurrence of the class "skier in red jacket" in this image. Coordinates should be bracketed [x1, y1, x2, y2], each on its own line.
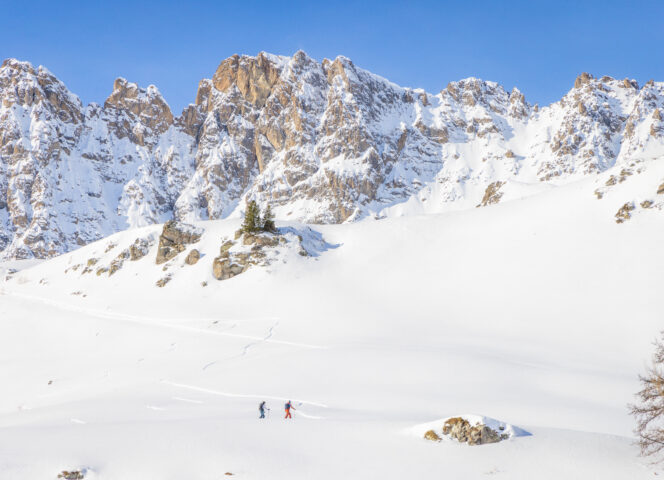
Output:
[285, 400, 295, 419]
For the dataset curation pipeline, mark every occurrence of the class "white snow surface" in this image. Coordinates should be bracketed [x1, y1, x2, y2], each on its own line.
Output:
[1, 168, 662, 479]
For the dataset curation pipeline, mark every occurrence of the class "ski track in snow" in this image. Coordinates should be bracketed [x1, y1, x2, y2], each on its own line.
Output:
[295, 411, 326, 420]
[202, 361, 217, 371]
[2, 289, 324, 350]
[172, 397, 204, 404]
[162, 381, 329, 409]
[146, 405, 166, 411]
[237, 319, 281, 358]
[203, 319, 282, 370]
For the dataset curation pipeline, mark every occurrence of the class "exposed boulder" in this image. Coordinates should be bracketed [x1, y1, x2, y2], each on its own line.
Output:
[212, 256, 246, 280]
[442, 417, 507, 446]
[156, 221, 203, 264]
[58, 471, 85, 480]
[185, 249, 200, 265]
[658, 182, 664, 195]
[220, 240, 234, 253]
[423, 430, 441, 442]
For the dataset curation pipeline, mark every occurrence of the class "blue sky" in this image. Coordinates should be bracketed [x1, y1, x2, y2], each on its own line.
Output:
[2, 0, 663, 112]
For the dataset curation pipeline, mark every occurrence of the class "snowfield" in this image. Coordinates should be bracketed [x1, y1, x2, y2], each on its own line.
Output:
[1, 168, 663, 479]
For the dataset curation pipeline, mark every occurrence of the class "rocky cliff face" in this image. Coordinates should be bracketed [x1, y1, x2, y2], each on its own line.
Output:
[1, 52, 663, 259]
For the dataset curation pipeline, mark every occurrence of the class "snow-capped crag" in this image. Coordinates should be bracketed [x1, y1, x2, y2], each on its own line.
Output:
[1, 52, 663, 259]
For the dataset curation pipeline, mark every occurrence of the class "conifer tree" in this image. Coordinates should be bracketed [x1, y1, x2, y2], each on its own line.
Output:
[253, 203, 263, 232]
[241, 200, 261, 234]
[263, 204, 276, 232]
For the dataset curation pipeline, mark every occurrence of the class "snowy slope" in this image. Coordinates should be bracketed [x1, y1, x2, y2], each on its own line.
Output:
[1, 53, 664, 259]
[0, 167, 662, 479]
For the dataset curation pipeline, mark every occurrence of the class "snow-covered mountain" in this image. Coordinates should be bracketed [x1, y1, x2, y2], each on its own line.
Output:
[1, 52, 663, 259]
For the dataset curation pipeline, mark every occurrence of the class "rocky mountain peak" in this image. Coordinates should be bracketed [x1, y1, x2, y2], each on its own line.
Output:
[443, 78, 509, 112]
[508, 87, 530, 119]
[1, 58, 36, 75]
[322, 56, 354, 86]
[0, 58, 82, 124]
[574, 72, 594, 89]
[103, 77, 174, 145]
[211, 53, 283, 108]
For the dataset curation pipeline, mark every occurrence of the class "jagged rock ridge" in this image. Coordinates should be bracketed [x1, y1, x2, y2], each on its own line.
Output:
[1, 53, 663, 259]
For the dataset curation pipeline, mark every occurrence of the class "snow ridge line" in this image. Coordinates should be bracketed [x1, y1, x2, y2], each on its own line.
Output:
[1, 289, 325, 350]
[162, 381, 329, 409]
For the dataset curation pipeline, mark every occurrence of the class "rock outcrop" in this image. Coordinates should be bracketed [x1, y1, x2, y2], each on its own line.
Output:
[211, 228, 316, 281]
[420, 415, 525, 446]
[477, 181, 505, 207]
[212, 256, 247, 281]
[442, 417, 506, 446]
[155, 221, 202, 264]
[129, 237, 152, 261]
[211, 231, 275, 281]
[615, 202, 635, 223]
[57, 471, 85, 480]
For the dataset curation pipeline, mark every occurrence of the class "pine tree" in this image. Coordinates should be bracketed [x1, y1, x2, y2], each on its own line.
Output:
[263, 204, 276, 232]
[630, 331, 664, 461]
[241, 200, 261, 234]
[253, 203, 263, 232]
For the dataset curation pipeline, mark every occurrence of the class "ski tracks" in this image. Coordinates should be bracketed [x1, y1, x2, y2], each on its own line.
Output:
[203, 318, 282, 370]
[237, 319, 280, 358]
[163, 381, 329, 410]
[4, 289, 324, 350]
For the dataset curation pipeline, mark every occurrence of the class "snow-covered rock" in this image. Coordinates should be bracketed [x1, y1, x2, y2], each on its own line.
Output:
[415, 415, 530, 446]
[13, 219, 335, 290]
